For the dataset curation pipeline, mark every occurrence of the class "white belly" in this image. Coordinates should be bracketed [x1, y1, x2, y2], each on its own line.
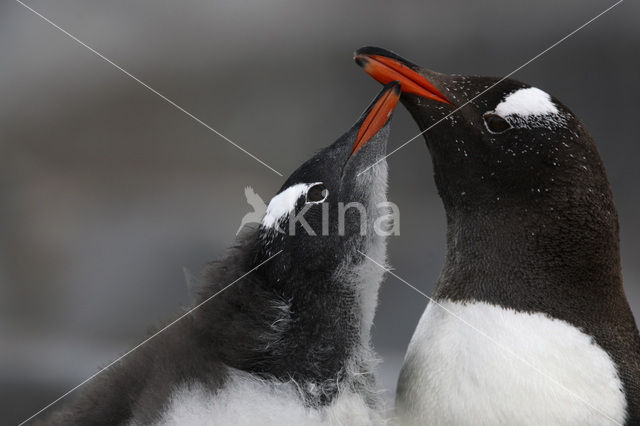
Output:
[155, 369, 385, 425]
[396, 300, 626, 426]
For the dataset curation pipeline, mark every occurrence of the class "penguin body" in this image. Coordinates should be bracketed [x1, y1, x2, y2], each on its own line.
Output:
[399, 301, 626, 425]
[156, 367, 380, 425]
[355, 47, 640, 425]
[43, 82, 401, 425]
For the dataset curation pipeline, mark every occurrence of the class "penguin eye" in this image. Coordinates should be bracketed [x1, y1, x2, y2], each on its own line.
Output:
[483, 113, 511, 134]
[306, 183, 328, 203]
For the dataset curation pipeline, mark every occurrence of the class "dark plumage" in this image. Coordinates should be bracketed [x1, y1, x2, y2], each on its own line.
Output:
[39, 83, 401, 425]
[356, 46, 640, 424]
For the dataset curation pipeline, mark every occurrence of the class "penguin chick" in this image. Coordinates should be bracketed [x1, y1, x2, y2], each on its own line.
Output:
[42, 82, 401, 426]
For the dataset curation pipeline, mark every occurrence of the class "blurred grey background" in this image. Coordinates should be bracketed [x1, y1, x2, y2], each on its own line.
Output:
[1, 0, 639, 423]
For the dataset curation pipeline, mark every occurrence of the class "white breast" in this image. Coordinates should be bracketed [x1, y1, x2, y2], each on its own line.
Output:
[154, 369, 385, 425]
[396, 300, 626, 426]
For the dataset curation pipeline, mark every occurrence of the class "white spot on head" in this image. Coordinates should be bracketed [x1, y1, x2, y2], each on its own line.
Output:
[261, 183, 318, 229]
[494, 87, 558, 118]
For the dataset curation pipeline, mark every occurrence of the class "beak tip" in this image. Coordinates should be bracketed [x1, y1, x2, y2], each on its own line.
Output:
[354, 55, 368, 68]
[390, 81, 402, 95]
[355, 46, 393, 58]
[353, 46, 452, 105]
[354, 46, 369, 57]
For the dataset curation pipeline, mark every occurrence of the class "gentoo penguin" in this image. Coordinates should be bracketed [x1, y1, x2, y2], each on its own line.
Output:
[41, 82, 401, 425]
[355, 47, 640, 425]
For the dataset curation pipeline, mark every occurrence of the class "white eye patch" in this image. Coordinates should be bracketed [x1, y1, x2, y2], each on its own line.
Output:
[494, 87, 558, 118]
[489, 87, 567, 130]
[261, 183, 317, 229]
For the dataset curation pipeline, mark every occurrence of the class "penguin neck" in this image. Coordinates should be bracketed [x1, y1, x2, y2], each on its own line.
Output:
[241, 271, 378, 407]
[435, 185, 623, 320]
[268, 252, 382, 405]
[198, 249, 378, 406]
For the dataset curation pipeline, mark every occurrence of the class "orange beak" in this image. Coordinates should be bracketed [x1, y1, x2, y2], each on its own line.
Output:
[352, 81, 401, 156]
[354, 47, 452, 105]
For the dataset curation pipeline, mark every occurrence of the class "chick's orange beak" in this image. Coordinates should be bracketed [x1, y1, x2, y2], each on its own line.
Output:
[352, 81, 401, 156]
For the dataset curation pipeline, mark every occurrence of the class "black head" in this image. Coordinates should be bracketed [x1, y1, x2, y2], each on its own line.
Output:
[355, 46, 613, 216]
[257, 81, 400, 295]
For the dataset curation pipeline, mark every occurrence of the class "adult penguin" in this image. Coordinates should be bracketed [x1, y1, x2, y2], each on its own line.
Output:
[356, 46, 639, 425]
